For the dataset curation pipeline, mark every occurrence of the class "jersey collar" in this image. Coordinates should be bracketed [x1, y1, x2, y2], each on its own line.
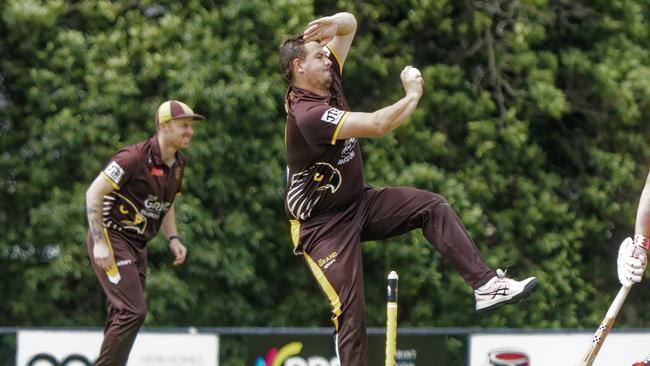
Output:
[148, 135, 164, 166]
[150, 134, 183, 169]
[286, 84, 333, 104]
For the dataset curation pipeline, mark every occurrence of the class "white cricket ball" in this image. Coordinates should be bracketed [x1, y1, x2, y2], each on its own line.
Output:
[407, 67, 421, 79]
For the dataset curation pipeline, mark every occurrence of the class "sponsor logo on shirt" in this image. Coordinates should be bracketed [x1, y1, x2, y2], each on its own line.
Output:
[321, 108, 345, 125]
[149, 167, 164, 176]
[116, 259, 133, 267]
[318, 252, 338, 269]
[337, 138, 357, 165]
[104, 161, 125, 184]
[142, 194, 172, 220]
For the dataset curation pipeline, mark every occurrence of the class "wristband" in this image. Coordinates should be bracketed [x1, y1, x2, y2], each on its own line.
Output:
[168, 235, 183, 244]
[634, 234, 649, 251]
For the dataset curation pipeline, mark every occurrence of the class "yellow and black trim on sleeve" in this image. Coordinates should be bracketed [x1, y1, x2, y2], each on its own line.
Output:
[101, 171, 120, 190]
[326, 45, 344, 76]
[330, 112, 349, 145]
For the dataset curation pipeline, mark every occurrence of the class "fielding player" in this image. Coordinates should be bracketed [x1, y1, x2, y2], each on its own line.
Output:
[617, 172, 650, 287]
[279, 12, 538, 365]
[85, 100, 204, 365]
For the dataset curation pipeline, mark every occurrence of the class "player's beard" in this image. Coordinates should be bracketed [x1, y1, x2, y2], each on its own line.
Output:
[170, 133, 191, 150]
[316, 72, 332, 91]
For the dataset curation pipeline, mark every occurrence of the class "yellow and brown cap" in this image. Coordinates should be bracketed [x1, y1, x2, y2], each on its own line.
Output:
[156, 100, 205, 124]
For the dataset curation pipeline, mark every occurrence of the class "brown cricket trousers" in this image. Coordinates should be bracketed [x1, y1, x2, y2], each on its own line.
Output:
[86, 230, 148, 366]
[293, 187, 494, 366]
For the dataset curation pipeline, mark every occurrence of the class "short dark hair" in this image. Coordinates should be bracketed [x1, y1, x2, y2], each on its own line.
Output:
[279, 34, 306, 82]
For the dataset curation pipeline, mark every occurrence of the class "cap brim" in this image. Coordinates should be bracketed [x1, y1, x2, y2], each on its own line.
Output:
[173, 113, 205, 121]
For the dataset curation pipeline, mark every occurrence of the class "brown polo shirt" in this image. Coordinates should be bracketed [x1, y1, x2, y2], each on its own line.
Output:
[284, 46, 365, 221]
[100, 135, 185, 246]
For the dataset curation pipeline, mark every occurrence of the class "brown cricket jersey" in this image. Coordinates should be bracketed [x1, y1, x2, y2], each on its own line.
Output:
[284, 45, 365, 221]
[100, 135, 185, 245]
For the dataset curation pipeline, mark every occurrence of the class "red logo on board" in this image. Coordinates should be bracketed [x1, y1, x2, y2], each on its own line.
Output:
[150, 167, 164, 176]
[488, 349, 529, 365]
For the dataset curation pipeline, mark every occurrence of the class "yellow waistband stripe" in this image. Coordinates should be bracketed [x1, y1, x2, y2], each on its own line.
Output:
[290, 219, 301, 253]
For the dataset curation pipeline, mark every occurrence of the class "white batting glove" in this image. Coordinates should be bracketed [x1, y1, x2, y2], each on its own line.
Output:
[617, 235, 649, 287]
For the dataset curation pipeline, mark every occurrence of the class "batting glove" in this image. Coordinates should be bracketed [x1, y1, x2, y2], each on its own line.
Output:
[617, 235, 649, 287]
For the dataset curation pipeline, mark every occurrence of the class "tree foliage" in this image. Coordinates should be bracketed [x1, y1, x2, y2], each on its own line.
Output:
[1, 0, 650, 352]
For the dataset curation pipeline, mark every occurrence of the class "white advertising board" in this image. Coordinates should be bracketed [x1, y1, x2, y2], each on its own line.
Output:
[17, 330, 218, 366]
[469, 332, 650, 365]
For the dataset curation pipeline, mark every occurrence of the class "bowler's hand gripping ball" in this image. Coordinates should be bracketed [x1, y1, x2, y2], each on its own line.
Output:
[407, 67, 421, 79]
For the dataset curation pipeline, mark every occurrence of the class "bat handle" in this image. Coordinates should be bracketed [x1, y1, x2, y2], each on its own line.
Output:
[605, 286, 631, 318]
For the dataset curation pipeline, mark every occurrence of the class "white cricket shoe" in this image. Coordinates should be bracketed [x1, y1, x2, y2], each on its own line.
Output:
[474, 269, 538, 313]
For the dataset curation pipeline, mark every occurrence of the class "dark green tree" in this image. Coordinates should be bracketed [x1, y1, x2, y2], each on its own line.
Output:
[2, 1, 650, 363]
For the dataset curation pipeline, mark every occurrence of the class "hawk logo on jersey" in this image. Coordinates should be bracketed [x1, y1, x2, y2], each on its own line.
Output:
[286, 162, 342, 220]
[321, 108, 345, 125]
[103, 192, 148, 235]
[103, 161, 125, 185]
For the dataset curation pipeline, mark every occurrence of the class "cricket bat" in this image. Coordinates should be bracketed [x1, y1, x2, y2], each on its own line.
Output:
[576, 285, 631, 366]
